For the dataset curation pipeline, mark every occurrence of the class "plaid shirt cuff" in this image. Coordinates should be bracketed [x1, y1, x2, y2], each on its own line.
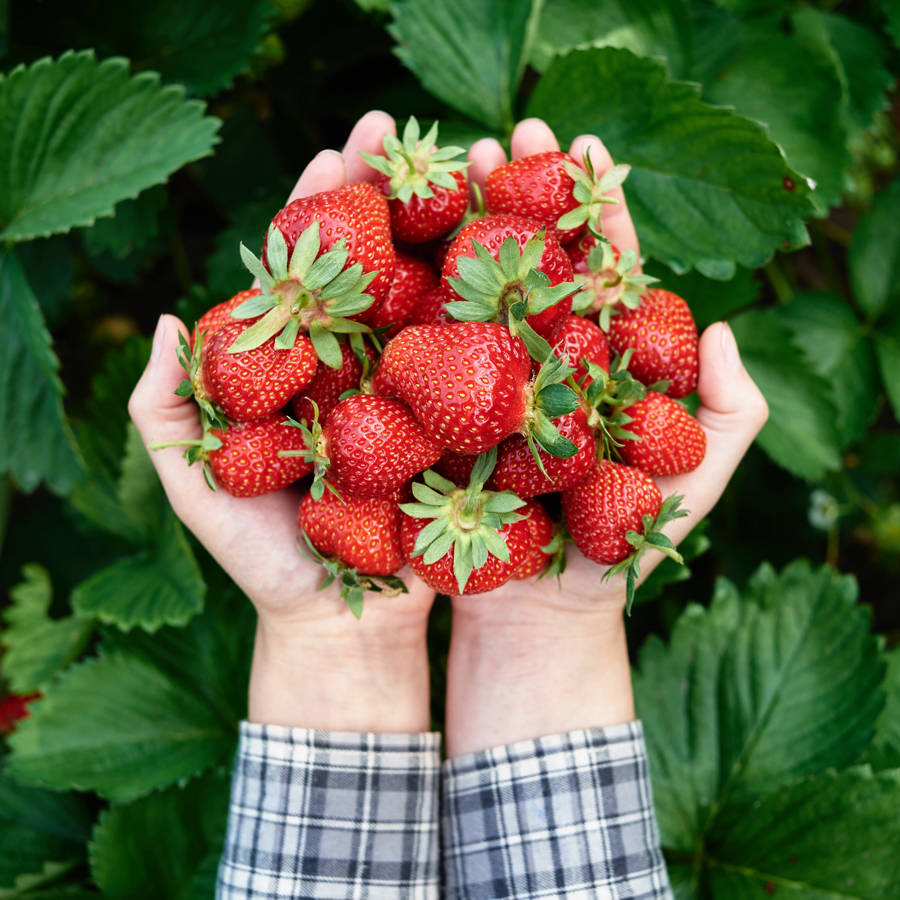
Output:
[217, 722, 442, 900]
[442, 722, 671, 899]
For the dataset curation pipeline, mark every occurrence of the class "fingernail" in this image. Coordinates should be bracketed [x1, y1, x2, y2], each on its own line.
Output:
[720, 322, 741, 369]
[150, 315, 166, 364]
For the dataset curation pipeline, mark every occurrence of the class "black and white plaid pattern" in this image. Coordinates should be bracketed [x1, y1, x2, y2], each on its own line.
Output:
[217, 723, 442, 899]
[442, 723, 672, 899]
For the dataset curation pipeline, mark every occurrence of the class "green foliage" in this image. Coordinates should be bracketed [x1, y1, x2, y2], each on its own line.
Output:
[527, 48, 813, 276]
[0, 51, 219, 241]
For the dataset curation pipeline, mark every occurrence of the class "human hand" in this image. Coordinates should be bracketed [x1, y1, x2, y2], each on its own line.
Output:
[446, 118, 769, 754]
[129, 111, 437, 732]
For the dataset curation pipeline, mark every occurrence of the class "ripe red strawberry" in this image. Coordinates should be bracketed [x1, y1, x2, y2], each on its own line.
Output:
[407, 285, 453, 327]
[548, 315, 610, 383]
[608, 288, 699, 398]
[563, 461, 661, 565]
[192, 289, 262, 347]
[322, 394, 443, 499]
[265, 182, 395, 312]
[490, 408, 596, 499]
[208, 414, 314, 497]
[486, 151, 632, 245]
[0, 692, 40, 734]
[298, 490, 404, 575]
[442, 214, 578, 341]
[367, 251, 439, 337]
[291, 341, 376, 425]
[361, 117, 470, 244]
[513, 499, 555, 579]
[200, 318, 318, 421]
[619, 392, 706, 476]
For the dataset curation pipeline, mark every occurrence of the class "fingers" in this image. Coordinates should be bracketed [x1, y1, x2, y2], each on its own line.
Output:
[510, 118, 559, 158]
[654, 322, 768, 543]
[467, 137, 506, 195]
[569, 134, 640, 263]
[284, 149, 347, 206]
[342, 110, 396, 184]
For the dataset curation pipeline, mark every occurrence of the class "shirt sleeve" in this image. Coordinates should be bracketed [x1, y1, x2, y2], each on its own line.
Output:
[217, 722, 442, 900]
[441, 721, 672, 899]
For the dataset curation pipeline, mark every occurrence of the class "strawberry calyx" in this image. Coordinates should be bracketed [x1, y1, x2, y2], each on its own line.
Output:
[557, 155, 631, 237]
[278, 403, 338, 501]
[298, 531, 408, 619]
[359, 116, 470, 202]
[149, 428, 224, 492]
[400, 448, 526, 594]
[602, 493, 688, 614]
[522, 352, 581, 471]
[538, 521, 570, 580]
[232, 221, 378, 369]
[571, 240, 658, 330]
[445, 231, 584, 361]
[175, 330, 230, 433]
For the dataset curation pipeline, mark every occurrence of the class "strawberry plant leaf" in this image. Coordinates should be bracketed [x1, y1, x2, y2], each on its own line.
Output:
[774, 292, 881, 448]
[526, 48, 813, 275]
[849, 176, 900, 321]
[71, 512, 205, 633]
[704, 768, 900, 899]
[0, 247, 83, 494]
[530, 0, 692, 78]
[634, 561, 885, 853]
[0, 51, 219, 242]
[1, 565, 93, 694]
[873, 309, 900, 426]
[89, 772, 229, 900]
[0, 772, 90, 890]
[869, 648, 900, 771]
[730, 309, 842, 480]
[389, 0, 543, 133]
[6, 649, 236, 803]
[877, 0, 900, 49]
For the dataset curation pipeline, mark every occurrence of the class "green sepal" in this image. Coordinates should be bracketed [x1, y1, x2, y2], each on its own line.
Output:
[274, 317, 300, 351]
[265, 223, 289, 276]
[535, 383, 579, 420]
[174, 379, 193, 398]
[515, 319, 554, 363]
[531, 413, 578, 459]
[231, 293, 278, 319]
[227, 305, 291, 353]
[309, 321, 343, 369]
[423, 467, 457, 494]
[288, 221, 321, 280]
[240, 241, 274, 288]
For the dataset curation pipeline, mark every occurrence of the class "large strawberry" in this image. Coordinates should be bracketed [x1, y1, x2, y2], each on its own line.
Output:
[607, 288, 699, 398]
[485, 151, 631, 244]
[441, 215, 581, 346]
[399, 450, 530, 594]
[360, 117, 470, 244]
[291, 340, 376, 425]
[562, 461, 686, 611]
[374, 322, 580, 461]
[618, 392, 706, 476]
[321, 394, 443, 500]
[367, 251, 439, 337]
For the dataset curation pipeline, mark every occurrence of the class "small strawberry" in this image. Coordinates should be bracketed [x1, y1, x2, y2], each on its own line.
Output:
[291, 340, 376, 425]
[562, 461, 687, 611]
[399, 449, 530, 594]
[298, 490, 407, 617]
[360, 117, 470, 244]
[618, 392, 706, 476]
[547, 314, 610, 384]
[367, 251, 439, 337]
[607, 288, 699, 398]
[0, 692, 40, 734]
[201, 318, 318, 421]
[513, 499, 556, 580]
[485, 151, 631, 244]
[321, 394, 444, 500]
[442, 215, 581, 345]
[567, 236, 658, 330]
[375, 322, 581, 461]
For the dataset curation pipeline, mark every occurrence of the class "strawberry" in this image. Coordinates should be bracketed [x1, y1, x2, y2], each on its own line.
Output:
[442, 214, 580, 344]
[567, 237, 658, 330]
[619, 392, 706, 476]
[208, 414, 314, 497]
[607, 288, 699, 398]
[375, 322, 580, 460]
[321, 394, 443, 499]
[548, 314, 610, 384]
[291, 341, 376, 425]
[200, 318, 318, 421]
[0, 692, 40, 734]
[485, 151, 631, 245]
[361, 117, 470, 244]
[367, 251, 439, 337]
[192, 288, 262, 347]
[433, 449, 479, 486]
[513, 499, 556, 580]
[298, 489, 405, 576]
[399, 450, 530, 594]
[490, 408, 596, 499]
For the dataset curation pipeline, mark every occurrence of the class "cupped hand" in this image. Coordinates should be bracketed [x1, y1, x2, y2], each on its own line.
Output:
[129, 111, 437, 639]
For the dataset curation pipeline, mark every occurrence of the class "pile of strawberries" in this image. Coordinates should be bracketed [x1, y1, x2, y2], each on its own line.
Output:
[165, 119, 706, 614]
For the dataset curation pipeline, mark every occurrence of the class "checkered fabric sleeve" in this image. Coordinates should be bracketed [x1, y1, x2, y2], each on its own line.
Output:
[217, 722, 442, 900]
[442, 722, 672, 899]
